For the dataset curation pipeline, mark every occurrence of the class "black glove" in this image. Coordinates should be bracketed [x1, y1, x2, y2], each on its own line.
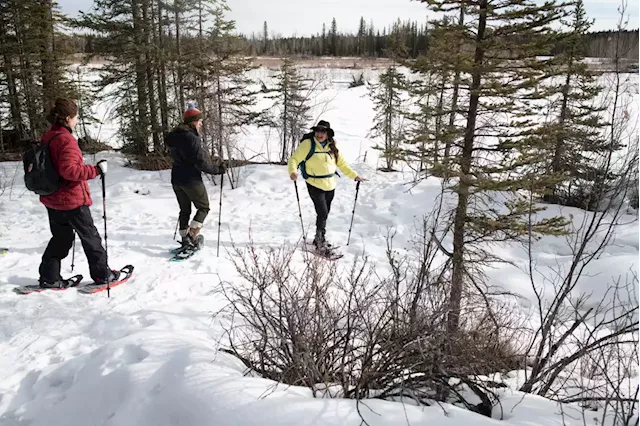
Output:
[217, 161, 227, 175]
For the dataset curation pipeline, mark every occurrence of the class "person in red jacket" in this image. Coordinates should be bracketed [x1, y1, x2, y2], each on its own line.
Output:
[38, 98, 119, 288]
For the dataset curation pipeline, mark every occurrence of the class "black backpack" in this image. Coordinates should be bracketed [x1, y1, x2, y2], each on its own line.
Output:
[23, 133, 63, 196]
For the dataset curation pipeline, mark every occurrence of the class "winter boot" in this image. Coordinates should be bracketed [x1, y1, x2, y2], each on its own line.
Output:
[39, 277, 74, 289]
[321, 229, 333, 248]
[186, 220, 203, 246]
[312, 229, 326, 250]
[94, 269, 121, 285]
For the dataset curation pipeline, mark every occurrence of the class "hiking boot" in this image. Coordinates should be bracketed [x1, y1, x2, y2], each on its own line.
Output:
[321, 229, 333, 248]
[312, 229, 326, 250]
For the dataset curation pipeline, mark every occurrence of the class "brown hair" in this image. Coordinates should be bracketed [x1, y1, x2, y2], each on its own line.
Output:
[328, 137, 339, 163]
[46, 98, 78, 126]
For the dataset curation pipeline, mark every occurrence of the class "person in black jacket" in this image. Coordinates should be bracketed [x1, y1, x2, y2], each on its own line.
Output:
[166, 104, 226, 248]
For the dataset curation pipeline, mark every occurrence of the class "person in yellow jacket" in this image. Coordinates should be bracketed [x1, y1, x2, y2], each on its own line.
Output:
[288, 120, 367, 249]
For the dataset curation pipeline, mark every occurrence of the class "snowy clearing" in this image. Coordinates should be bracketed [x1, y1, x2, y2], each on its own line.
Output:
[0, 65, 637, 426]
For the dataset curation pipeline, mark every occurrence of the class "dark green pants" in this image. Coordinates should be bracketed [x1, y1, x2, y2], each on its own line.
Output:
[173, 181, 210, 231]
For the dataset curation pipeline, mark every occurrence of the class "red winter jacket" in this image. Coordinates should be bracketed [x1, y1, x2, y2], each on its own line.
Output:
[39, 124, 99, 211]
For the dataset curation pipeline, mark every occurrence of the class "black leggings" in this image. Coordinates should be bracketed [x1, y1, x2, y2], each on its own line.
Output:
[306, 183, 335, 232]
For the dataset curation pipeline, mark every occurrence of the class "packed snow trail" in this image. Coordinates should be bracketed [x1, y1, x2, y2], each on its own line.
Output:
[0, 154, 637, 426]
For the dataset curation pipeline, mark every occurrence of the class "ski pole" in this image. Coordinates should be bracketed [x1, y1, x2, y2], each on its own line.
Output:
[173, 217, 179, 242]
[71, 231, 76, 272]
[217, 172, 223, 258]
[294, 180, 306, 243]
[347, 181, 361, 246]
[101, 173, 110, 298]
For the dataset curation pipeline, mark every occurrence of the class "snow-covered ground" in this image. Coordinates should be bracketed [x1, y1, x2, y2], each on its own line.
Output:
[1, 155, 636, 426]
[0, 65, 637, 425]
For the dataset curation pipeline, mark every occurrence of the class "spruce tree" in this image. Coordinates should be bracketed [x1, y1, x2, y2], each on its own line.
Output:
[205, 0, 263, 187]
[368, 65, 407, 172]
[538, 0, 612, 208]
[262, 21, 269, 54]
[417, 0, 570, 334]
[357, 17, 366, 56]
[75, 0, 151, 153]
[0, 0, 76, 140]
[264, 58, 313, 163]
[402, 17, 462, 178]
[330, 18, 338, 56]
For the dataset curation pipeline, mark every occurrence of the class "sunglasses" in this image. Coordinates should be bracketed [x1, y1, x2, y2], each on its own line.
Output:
[315, 129, 328, 133]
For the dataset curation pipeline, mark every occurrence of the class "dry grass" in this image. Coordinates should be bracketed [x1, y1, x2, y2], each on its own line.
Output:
[0, 152, 23, 162]
[125, 152, 173, 171]
[65, 53, 395, 70]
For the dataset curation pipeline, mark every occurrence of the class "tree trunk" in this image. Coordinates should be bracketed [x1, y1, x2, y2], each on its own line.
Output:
[449, 0, 487, 335]
[196, 0, 208, 149]
[174, 0, 185, 111]
[142, 0, 160, 152]
[545, 51, 574, 203]
[445, 6, 466, 166]
[13, 4, 39, 139]
[0, 5, 24, 139]
[165, 10, 181, 121]
[3, 55, 23, 137]
[156, 0, 169, 144]
[434, 74, 447, 168]
[385, 77, 393, 171]
[132, 0, 150, 153]
[281, 86, 288, 163]
[39, 0, 56, 133]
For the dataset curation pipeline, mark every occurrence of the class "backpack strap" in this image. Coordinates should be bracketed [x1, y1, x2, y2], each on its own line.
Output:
[41, 132, 64, 146]
[298, 138, 340, 180]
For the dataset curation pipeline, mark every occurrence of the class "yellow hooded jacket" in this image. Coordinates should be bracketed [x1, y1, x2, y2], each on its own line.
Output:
[288, 137, 358, 192]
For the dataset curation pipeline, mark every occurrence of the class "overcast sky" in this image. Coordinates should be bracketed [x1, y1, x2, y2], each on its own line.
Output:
[57, 0, 638, 36]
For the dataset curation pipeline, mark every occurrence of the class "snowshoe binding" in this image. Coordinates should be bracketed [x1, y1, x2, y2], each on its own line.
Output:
[77, 265, 134, 294]
[13, 274, 83, 295]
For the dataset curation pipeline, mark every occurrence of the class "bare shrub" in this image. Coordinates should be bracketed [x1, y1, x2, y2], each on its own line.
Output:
[519, 6, 640, 419]
[124, 152, 173, 171]
[218, 223, 524, 417]
[78, 136, 113, 155]
[519, 149, 639, 424]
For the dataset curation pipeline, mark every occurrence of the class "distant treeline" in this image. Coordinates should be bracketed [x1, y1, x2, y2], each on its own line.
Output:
[59, 18, 639, 60]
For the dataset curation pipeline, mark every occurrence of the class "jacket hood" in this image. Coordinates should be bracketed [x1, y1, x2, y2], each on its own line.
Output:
[166, 124, 196, 148]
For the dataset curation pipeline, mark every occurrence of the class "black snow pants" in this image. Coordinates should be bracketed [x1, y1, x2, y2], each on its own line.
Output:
[39, 206, 110, 283]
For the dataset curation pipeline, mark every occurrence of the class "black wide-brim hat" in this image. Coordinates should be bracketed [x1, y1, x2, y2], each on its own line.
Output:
[311, 120, 334, 138]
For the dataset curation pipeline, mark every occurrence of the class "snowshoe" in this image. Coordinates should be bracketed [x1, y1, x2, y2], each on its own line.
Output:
[170, 235, 204, 262]
[307, 240, 340, 250]
[77, 265, 134, 294]
[13, 274, 83, 295]
[302, 241, 343, 261]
